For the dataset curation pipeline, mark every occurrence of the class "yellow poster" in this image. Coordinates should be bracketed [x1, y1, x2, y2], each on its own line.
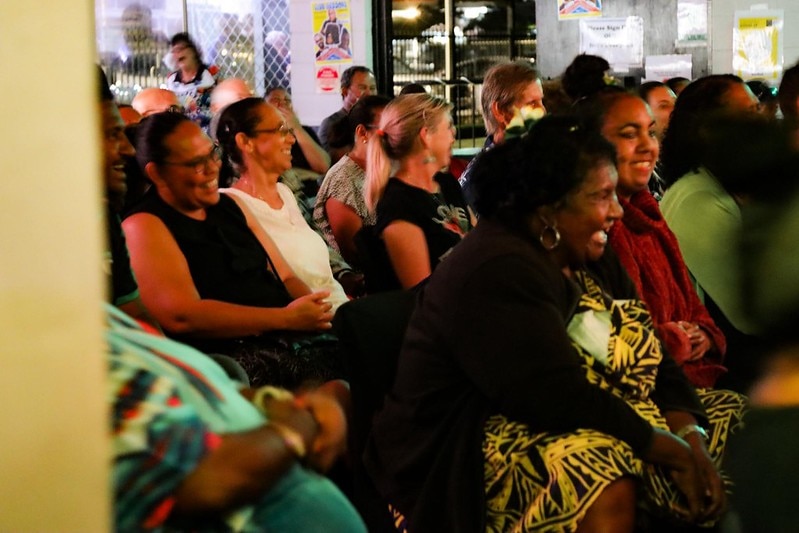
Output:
[313, 1, 353, 64]
[733, 10, 784, 81]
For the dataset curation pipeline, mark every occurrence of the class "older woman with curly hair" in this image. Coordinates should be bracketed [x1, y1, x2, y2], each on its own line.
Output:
[364, 115, 745, 533]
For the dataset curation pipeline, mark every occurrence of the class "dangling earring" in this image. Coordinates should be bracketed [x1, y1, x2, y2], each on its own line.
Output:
[539, 221, 561, 250]
[422, 151, 436, 164]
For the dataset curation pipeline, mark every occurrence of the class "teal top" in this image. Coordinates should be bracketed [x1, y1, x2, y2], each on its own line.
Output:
[106, 305, 366, 532]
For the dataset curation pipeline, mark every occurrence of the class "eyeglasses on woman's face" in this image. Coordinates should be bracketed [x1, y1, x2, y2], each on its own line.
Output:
[251, 122, 295, 138]
[161, 144, 222, 174]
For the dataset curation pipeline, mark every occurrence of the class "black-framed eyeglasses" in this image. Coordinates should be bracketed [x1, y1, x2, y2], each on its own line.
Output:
[161, 144, 222, 174]
[251, 123, 295, 138]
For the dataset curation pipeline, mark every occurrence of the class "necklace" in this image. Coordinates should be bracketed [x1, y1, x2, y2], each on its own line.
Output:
[237, 177, 266, 202]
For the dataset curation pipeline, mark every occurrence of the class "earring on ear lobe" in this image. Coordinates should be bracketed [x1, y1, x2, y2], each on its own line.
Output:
[538, 217, 561, 250]
[422, 151, 437, 164]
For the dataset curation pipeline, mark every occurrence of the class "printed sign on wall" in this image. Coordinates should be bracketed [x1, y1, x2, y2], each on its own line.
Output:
[312, 0, 353, 92]
[733, 9, 784, 81]
[579, 17, 644, 71]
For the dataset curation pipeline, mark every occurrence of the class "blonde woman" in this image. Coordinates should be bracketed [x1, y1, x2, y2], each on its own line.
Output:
[364, 94, 474, 289]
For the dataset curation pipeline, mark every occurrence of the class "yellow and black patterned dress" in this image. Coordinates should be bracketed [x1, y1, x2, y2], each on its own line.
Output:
[483, 271, 746, 533]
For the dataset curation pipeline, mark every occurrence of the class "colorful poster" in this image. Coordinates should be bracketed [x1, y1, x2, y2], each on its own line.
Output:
[558, 0, 602, 21]
[579, 17, 644, 71]
[733, 9, 784, 81]
[312, 0, 353, 93]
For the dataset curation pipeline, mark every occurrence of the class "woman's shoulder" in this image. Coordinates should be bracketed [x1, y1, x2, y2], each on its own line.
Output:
[442, 221, 558, 281]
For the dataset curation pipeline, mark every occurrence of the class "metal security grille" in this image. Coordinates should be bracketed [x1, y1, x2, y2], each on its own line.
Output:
[97, 0, 290, 103]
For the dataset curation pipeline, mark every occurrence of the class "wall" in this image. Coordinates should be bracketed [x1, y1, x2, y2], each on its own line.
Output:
[711, 0, 799, 79]
[0, 1, 110, 531]
[536, 0, 799, 83]
[289, 0, 373, 126]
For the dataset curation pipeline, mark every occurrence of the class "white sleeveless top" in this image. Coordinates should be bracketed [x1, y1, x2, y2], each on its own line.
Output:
[222, 184, 349, 310]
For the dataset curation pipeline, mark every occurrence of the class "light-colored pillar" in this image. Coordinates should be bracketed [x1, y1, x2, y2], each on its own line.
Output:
[0, 2, 110, 531]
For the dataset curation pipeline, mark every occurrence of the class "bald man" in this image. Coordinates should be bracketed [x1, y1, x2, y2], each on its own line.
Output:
[208, 78, 253, 140]
[210, 78, 253, 115]
[131, 88, 180, 117]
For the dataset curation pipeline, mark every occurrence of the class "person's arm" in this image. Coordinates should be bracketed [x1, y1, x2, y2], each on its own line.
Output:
[662, 411, 726, 522]
[225, 192, 317, 300]
[454, 254, 712, 519]
[171, 400, 319, 516]
[123, 213, 332, 336]
[318, 116, 332, 150]
[452, 254, 653, 450]
[381, 221, 431, 289]
[283, 115, 330, 175]
[118, 297, 163, 334]
[325, 198, 363, 265]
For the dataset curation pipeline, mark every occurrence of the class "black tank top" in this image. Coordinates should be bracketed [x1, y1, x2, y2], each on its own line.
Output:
[128, 191, 291, 308]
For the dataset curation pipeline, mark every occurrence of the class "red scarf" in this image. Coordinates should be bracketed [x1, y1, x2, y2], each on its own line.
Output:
[609, 190, 726, 387]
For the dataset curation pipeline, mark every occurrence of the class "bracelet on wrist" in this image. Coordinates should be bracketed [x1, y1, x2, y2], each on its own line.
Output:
[675, 423, 709, 442]
[268, 421, 307, 459]
[252, 386, 294, 416]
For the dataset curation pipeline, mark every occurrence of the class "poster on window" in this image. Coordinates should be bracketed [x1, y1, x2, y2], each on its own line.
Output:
[558, 0, 602, 20]
[579, 17, 643, 71]
[733, 9, 784, 81]
[313, 0, 353, 92]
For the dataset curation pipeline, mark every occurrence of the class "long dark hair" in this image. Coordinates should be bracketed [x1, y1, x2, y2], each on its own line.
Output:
[659, 74, 746, 186]
[215, 97, 267, 186]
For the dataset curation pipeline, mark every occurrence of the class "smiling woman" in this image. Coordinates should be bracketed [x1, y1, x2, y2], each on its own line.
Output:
[215, 97, 349, 311]
[577, 89, 727, 388]
[122, 111, 343, 389]
[363, 116, 745, 532]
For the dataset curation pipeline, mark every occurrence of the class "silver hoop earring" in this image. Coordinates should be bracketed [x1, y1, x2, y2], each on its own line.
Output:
[539, 224, 561, 250]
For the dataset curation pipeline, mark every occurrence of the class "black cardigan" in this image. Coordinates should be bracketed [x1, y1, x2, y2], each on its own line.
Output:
[364, 218, 704, 533]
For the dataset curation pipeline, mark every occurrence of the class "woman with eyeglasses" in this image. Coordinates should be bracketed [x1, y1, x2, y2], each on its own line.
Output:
[216, 97, 348, 311]
[123, 111, 343, 389]
[313, 95, 390, 266]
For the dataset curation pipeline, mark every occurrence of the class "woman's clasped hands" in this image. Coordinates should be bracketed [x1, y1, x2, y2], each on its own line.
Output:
[286, 290, 333, 330]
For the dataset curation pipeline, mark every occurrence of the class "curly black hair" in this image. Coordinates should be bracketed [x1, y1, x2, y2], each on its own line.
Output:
[469, 114, 617, 223]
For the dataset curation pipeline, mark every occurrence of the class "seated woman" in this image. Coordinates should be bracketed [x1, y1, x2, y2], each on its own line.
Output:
[364, 116, 745, 532]
[107, 304, 365, 532]
[314, 95, 390, 266]
[577, 89, 727, 388]
[123, 112, 339, 389]
[363, 93, 474, 290]
[214, 97, 348, 311]
[659, 76, 769, 392]
[638, 81, 676, 199]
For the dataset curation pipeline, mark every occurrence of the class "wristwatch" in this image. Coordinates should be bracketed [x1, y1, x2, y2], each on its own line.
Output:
[675, 423, 709, 442]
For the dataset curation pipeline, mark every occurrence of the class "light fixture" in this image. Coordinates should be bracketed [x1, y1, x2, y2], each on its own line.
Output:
[392, 7, 421, 20]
